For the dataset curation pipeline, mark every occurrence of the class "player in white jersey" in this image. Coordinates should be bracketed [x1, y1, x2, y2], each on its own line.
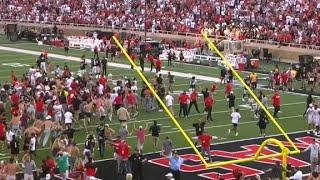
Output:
[306, 104, 315, 134]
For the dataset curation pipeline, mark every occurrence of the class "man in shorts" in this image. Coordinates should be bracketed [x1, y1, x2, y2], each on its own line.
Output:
[149, 121, 161, 149]
[228, 109, 241, 136]
[306, 104, 315, 134]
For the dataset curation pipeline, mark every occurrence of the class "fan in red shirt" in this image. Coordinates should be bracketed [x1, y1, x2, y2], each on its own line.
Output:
[155, 59, 162, 73]
[35, 98, 45, 120]
[85, 157, 97, 178]
[204, 96, 214, 121]
[178, 91, 190, 118]
[99, 75, 107, 87]
[274, 73, 281, 88]
[198, 133, 213, 162]
[111, 139, 131, 173]
[10, 91, 20, 108]
[127, 90, 137, 117]
[281, 71, 289, 91]
[187, 90, 200, 115]
[45, 156, 56, 176]
[210, 83, 218, 94]
[225, 82, 233, 97]
[271, 90, 281, 118]
[70, 79, 78, 90]
[147, 54, 155, 71]
[0, 120, 6, 142]
[114, 93, 123, 111]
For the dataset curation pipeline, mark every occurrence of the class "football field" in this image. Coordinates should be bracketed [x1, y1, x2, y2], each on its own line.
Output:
[0, 39, 314, 179]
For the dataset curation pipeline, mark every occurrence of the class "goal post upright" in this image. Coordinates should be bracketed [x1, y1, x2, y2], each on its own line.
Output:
[111, 36, 209, 166]
[201, 30, 300, 178]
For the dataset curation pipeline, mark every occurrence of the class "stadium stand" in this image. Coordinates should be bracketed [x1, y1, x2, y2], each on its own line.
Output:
[0, 0, 320, 46]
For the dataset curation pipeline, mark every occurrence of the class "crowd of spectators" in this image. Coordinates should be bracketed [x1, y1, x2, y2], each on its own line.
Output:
[1, 0, 320, 46]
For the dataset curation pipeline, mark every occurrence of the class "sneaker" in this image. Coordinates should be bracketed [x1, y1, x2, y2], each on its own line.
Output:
[235, 132, 238, 136]
[307, 131, 310, 134]
[242, 98, 245, 102]
[158, 109, 163, 112]
[228, 129, 231, 134]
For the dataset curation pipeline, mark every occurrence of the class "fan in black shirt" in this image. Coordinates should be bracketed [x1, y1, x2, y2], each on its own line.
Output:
[227, 91, 236, 112]
[192, 120, 206, 145]
[129, 149, 147, 180]
[63, 126, 76, 142]
[201, 88, 209, 101]
[149, 121, 161, 149]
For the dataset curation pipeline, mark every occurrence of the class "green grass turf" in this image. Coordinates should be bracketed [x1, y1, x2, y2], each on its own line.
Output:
[0, 39, 313, 166]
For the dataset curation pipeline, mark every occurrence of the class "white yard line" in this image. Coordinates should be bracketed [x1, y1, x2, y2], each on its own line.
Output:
[0, 45, 313, 98]
[30, 114, 303, 154]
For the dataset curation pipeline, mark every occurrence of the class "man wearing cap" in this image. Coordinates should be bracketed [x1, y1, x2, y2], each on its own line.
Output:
[42, 115, 53, 147]
[134, 123, 148, 153]
[168, 150, 184, 180]
[104, 124, 115, 142]
[306, 103, 315, 134]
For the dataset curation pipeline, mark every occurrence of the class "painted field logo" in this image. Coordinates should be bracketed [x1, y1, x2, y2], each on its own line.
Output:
[2, 63, 30, 67]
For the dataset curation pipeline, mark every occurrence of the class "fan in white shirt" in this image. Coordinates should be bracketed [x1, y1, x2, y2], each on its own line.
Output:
[306, 104, 314, 134]
[313, 106, 320, 135]
[228, 109, 241, 136]
[290, 167, 302, 180]
[64, 111, 73, 128]
[53, 103, 63, 122]
[165, 93, 174, 115]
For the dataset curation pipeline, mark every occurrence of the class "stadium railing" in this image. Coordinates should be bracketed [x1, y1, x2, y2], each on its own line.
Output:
[0, 19, 320, 50]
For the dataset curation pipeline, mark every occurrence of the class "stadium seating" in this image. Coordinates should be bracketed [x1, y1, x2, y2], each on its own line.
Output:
[1, 0, 320, 46]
